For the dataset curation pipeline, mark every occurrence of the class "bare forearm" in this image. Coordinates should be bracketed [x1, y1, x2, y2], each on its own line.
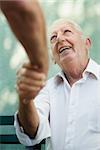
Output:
[18, 100, 39, 138]
[0, 0, 48, 74]
[15, 62, 46, 138]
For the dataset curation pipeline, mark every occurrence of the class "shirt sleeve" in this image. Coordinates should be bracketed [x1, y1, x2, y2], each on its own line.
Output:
[14, 85, 51, 146]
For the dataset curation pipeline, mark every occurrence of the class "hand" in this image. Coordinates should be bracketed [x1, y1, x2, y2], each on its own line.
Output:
[16, 62, 46, 103]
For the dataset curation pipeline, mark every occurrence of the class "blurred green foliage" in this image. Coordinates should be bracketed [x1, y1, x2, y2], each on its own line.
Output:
[0, 0, 100, 149]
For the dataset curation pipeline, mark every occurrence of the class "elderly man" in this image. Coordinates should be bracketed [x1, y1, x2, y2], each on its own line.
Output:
[15, 19, 100, 150]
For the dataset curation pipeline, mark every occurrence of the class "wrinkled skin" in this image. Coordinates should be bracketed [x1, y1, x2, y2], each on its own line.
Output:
[50, 21, 91, 85]
[16, 62, 46, 101]
[0, 0, 48, 75]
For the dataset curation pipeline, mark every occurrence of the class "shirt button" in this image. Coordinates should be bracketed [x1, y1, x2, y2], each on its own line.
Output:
[67, 140, 71, 144]
[68, 120, 73, 125]
[70, 120, 73, 124]
[71, 100, 76, 105]
[66, 139, 72, 145]
[68, 118, 74, 124]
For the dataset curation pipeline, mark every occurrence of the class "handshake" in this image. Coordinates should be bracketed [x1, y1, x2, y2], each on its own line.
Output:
[0, 0, 48, 101]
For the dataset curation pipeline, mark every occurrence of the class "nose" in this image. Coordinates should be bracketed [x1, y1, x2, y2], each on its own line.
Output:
[57, 32, 66, 43]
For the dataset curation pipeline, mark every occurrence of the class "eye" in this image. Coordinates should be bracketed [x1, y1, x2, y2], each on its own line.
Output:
[50, 35, 57, 42]
[64, 29, 72, 35]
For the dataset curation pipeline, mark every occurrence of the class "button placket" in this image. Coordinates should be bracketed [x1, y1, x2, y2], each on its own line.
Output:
[64, 84, 79, 150]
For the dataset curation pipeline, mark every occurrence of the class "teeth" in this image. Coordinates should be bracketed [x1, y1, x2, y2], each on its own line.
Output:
[59, 46, 71, 53]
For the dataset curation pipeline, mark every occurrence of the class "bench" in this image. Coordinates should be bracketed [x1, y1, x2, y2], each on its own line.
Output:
[0, 116, 45, 150]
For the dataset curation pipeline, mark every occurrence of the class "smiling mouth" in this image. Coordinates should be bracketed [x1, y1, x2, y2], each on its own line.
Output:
[59, 46, 72, 53]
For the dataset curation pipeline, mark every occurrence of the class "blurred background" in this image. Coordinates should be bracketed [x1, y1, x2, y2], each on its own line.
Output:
[0, 0, 100, 149]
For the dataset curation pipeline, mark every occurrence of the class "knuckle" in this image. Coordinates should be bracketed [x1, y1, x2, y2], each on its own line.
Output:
[20, 68, 26, 75]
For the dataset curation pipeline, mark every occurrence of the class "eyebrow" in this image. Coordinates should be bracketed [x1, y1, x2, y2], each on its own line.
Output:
[51, 31, 57, 35]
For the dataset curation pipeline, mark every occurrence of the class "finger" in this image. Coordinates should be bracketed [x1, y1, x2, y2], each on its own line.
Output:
[16, 60, 32, 76]
[17, 75, 46, 87]
[23, 62, 38, 70]
[17, 68, 46, 81]
[18, 83, 41, 92]
[16, 83, 41, 99]
[16, 60, 30, 74]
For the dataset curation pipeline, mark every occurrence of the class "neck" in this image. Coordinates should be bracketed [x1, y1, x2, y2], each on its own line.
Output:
[64, 71, 82, 86]
[64, 59, 89, 86]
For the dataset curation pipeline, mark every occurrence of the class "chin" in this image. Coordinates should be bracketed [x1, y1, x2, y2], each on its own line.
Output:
[60, 55, 76, 64]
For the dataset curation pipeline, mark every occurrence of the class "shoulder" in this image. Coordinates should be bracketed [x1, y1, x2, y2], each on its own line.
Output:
[46, 76, 57, 89]
[45, 72, 63, 90]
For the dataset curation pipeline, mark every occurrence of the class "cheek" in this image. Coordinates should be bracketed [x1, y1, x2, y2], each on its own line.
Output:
[51, 44, 56, 53]
[51, 45, 58, 55]
[74, 40, 84, 51]
[52, 52, 58, 60]
[51, 44, 60, 61]
[52, 51, 60, 64]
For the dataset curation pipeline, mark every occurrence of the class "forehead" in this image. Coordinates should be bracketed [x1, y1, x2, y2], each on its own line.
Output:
[50, 21, 76, 35]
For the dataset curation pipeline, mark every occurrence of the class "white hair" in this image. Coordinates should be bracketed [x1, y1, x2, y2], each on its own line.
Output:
[48, 18, 83, 64]
[49, 18, 83, 37]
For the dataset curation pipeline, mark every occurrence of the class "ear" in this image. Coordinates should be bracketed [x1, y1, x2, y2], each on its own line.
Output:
[85, 38, 91, 50]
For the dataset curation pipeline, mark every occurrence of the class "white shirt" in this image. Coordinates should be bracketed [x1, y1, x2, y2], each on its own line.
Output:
[14, 59, 100, 150]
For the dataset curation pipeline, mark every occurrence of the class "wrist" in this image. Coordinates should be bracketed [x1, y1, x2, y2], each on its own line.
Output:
[19, 97, 33, 105]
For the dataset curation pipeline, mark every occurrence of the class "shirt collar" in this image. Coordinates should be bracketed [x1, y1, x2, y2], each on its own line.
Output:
[55, 58, 100, 84]
[84, 58, 100, 80]
[54, 71, 65, 84]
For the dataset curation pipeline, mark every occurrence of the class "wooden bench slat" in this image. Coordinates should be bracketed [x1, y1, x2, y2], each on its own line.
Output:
[0, 116, 14, 125]
[0, 116, 46, 149]
[0, 134, 20, 144]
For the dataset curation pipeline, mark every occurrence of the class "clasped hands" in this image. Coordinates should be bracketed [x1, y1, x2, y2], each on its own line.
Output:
[16, 62, 46, 103]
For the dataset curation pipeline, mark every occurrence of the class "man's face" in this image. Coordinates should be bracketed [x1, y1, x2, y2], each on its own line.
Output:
[50, 22, 90, 69]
